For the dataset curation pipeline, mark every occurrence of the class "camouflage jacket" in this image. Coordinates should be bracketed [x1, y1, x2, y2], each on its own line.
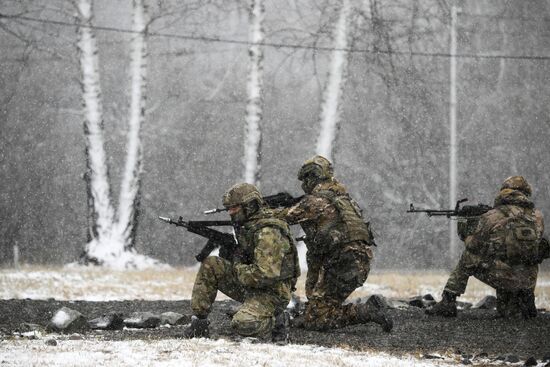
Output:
[273, 179, 373, 259]
[233, 209, 300, 289]
[465, 188, 544, 264]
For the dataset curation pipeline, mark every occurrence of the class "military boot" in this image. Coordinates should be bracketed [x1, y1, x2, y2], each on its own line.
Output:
[518, 289, 537, 319]
[425, 290, 457, 317]
[181, 316, 210, 338]
[357, 296, 393, 332]
[272, 310, 290, 344]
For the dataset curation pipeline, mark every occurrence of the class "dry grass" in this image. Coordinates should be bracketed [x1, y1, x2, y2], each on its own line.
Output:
[1, 265, 549, 307]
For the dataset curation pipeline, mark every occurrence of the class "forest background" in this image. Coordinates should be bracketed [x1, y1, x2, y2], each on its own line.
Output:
[1, 0, 550, 269]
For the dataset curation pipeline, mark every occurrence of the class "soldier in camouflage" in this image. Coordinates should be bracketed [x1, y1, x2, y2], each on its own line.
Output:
[427, 176, 548, 318]
[273, 155, 392, 332]
[183, 183, 300, 341]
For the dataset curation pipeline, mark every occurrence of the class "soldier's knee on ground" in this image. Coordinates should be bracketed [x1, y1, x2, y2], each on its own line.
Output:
[231, 308, 273, 340]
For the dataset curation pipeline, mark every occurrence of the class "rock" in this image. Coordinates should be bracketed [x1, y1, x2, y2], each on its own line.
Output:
[474, 295, 497, 310]
[423, 294, 435, 301]
[68, 333, 82, 340]
[390, 300, 410, 309]
[47, 307, 89, 333]
[45, 339, 57, 346]
[366, 294, 392, 309]
[123, 312, 161, 329]
[475, 352, 488, 359]
[89, 312, 124, 330]
[287, 294, 305, 318]
[456, 301, 473, 310]
[225, 304, 240, 318]
[524, 357, 537, 366]
[461, 354, 473, 359]
[160, 312, 189, 326]
[505, 354, 520, 363]
[422, 354, 444, 360]
[408, 296, 425, 308]
[461, 359, 472, 365]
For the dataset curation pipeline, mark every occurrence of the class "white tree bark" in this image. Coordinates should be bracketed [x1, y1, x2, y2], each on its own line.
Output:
[243, 0, 265, 185]
[77, 0, 163, 269]
[76, 0, 115, 246]
[315, 0, 351, 162]
[116, 0, 148, 250]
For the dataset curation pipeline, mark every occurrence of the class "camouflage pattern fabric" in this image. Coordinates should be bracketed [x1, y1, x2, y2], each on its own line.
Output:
[444, 188, 543, 312]
[190, 209, 298, 339]
[274, 179, 374, 330]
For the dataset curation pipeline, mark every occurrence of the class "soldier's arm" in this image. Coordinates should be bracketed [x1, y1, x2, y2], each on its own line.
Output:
[272, 195, 330, 225]
[464, 211, 499, 254]
[234, 227, 290, 288]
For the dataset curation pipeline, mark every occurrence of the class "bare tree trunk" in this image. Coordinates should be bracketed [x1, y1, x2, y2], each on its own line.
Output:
[243, 0, 264, 186]
[315, 0, 351, 162]
[116, 0, 148, 251]
[76, 0, 115, 263]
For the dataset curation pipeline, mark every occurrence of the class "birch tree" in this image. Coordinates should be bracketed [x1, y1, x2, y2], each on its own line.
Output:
[115, 0, 148, 251]
[315, 0, 351, 162]
[77, 0, 161, 269]
[76, 0, 116, 263]
[243, 0, 265, 185]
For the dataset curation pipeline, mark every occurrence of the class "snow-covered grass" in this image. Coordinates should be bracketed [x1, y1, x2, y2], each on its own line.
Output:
[1, 266, 548, 308]
[0, 337, 454, 367]
[2, 265, 548, 366]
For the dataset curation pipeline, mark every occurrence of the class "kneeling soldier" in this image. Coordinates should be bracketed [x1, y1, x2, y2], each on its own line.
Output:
[273, 155, 392, 332]
[427, 176, 549, 318]
[183, 183, 300, 342]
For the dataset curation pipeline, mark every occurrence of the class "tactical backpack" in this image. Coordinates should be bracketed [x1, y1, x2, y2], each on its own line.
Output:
[315, 190, 376, 247]
[500, 208, 540, 266]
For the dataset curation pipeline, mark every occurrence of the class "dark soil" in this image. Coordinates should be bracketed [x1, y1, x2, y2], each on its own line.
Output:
[1, 299, 549, 360]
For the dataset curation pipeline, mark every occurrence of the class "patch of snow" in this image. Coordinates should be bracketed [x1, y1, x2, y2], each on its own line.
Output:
[0, 338, 453, 367]
[52, 310, 71, 328]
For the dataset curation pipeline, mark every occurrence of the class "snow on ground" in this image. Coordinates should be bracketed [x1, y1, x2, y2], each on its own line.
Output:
[1, 266, 548, 308]
[2, 266, 548, 366]
[0, 337, 452, 367]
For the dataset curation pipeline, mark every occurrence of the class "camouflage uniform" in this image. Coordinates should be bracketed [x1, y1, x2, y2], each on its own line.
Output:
[429, 176, 545, 318]
[274, 156, 389, 331]
[189, 184, 300, 339]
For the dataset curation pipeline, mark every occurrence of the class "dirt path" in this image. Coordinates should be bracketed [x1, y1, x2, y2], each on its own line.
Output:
[1, 299, 549, 361]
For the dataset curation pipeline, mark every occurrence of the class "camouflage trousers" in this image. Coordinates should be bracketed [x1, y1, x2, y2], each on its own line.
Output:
[191, 256, 292, 339]
[444, 250, 538, 316]
[303, 246, 371, 330]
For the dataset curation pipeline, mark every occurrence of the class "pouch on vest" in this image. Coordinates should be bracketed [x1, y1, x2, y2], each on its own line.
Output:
[504, 215, 539, 266]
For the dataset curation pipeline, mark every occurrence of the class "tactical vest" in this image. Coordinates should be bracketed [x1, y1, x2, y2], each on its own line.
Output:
[494, 206, 540, 266]
[237, 216, 300, 282]
[309, 190, 375, 250]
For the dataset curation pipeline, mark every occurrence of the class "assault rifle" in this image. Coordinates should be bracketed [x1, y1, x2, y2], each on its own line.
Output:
[407, 198, 492, 218]
[158, 216, 237, 262]
[204, 192, 303, 214]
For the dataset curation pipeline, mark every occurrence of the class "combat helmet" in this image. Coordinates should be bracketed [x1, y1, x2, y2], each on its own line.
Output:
[223, 183, 264, 208]
[501, 176, 532, 197]
[298, 155, 333, 181]
[298, 155, 334, 194]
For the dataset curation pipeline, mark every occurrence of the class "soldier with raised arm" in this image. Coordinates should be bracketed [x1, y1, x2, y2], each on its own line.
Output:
[182, 183, 300, 342]
[427, 176, 549, 318]
[273, 155, 392, 332]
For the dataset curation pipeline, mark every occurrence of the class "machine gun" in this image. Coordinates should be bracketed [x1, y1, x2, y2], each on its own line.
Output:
[407, 198, 492, 218]
[204, 192, 303, 214]
[158, 216, 238, 262]
[407, 198, 493, 240]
